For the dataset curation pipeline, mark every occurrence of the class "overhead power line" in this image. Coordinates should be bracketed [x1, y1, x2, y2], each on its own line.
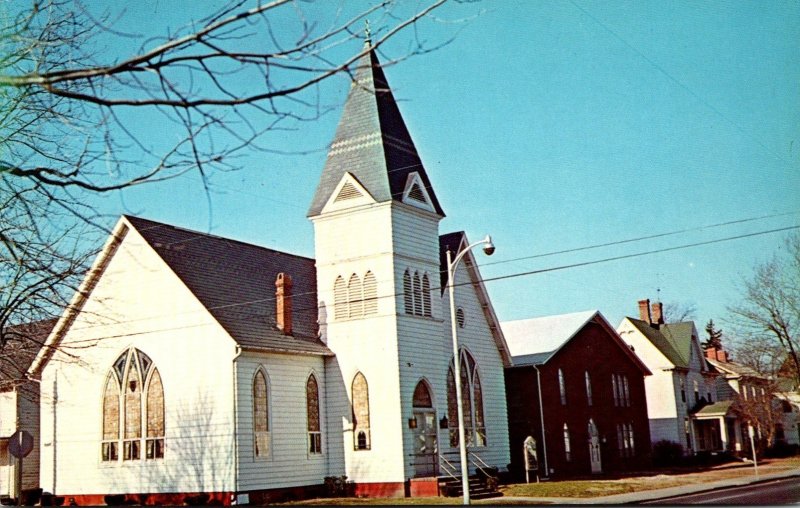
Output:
[60, 222, 799, 343]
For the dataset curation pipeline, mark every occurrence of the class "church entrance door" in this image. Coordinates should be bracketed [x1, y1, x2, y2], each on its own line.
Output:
[412, 410, 438, 477]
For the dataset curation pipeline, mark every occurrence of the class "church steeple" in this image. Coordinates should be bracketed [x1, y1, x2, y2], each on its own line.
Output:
[307, 42, 444, 217]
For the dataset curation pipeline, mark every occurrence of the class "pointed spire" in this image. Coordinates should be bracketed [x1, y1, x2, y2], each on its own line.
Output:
[307, 44, 444, 217]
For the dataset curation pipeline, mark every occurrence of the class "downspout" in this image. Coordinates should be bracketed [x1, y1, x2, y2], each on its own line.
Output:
[532, 365, 549, 477]
[231, 345, 242, 503]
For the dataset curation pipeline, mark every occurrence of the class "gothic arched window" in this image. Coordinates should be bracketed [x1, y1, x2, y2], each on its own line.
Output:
[558, 368, 567, 405]
[253, 369, 270, 458]
[102, 348, 163, 462]
[307, 374, 322, 454]
[563, 423, 571, 462]
[446, 349, 486, 448]
[352, 372, 370, 450]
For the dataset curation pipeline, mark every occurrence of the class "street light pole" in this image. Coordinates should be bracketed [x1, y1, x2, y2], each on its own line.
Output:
[446, 235, 495, 505]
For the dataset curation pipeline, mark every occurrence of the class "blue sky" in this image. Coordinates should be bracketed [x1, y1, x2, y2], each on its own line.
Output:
[89, 1, 799, 335]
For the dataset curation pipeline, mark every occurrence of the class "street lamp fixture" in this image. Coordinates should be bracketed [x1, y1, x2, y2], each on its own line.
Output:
[446, 234, 495, 505]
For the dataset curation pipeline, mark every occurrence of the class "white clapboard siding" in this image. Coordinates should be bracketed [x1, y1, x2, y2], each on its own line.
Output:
[313, 201, 411, 485]
[39, 226, 238, 496]
[234, 353, 329, 491]
[403, 255, 510, 475]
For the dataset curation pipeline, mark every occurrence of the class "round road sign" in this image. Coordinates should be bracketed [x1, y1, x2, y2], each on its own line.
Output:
[8, 430, 33, 459]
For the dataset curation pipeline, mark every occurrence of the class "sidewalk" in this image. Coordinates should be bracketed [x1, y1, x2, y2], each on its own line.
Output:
[484, 465, 800, 505]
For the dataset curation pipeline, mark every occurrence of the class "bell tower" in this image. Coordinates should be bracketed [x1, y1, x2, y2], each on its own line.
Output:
[308, 39, 447, 491]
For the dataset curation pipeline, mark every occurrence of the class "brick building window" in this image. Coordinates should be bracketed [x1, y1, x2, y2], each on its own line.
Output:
[307, 374, 322, 454]
[253, 369, 270, 458]
[558, 369, 567, 405]
[563, 423, 571, 462]
[352, 372, 370, 450]
[585, 371, 593, 406]
[612, 374, 619, 407]
[102, 348, 163, 462]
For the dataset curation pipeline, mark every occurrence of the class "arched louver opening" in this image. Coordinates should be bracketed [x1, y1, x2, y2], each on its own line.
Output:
[363, 271, 377, 315]
[403, 270, 413, 314]
[412, 272, 422, 316]
[421, 274, 431, 317]
[334, 276, 347, 319]
[348, 273, 363, 318]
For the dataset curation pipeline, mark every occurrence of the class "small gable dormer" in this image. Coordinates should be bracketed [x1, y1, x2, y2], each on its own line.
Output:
[321, 172, 376, 214]
[401, 172, 435, 212]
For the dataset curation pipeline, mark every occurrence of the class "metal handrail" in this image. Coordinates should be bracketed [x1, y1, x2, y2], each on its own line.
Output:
[468, 450, 491, 471]
[438, 453, 459, 480]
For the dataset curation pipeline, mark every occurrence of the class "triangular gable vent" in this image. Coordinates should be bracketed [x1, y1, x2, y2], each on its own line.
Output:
[401, 172, 434, 212]
[334, 181, 363, 202]
[407, 183, 426, 203]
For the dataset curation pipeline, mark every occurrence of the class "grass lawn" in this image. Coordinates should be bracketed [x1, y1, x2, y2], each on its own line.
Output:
[274, 456, 800, 505]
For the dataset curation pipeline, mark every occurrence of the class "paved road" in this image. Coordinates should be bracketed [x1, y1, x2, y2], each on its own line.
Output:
[640, 477, 800, 505]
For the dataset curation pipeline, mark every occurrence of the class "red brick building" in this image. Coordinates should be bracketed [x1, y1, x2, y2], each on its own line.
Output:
[503, 311, 652, 479]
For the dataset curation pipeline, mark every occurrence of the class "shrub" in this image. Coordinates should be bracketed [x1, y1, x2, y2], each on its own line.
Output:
[652, 440, 685, 466]
[765, 441, 800, 458]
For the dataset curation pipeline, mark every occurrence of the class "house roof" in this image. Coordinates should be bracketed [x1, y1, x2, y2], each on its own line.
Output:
[307, 42, 444, 218]
[706, 357, 765, 380]
[693, 399, 735, 418]
[502, 310, 599, 364]
[626, 318, 694, 368]
[0, 319, 57, 388]
[125, 216, 332, 356]
[502, 310, 651, 374]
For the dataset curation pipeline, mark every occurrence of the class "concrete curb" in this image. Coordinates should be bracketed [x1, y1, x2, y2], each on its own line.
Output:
[483, 468, 800, 505]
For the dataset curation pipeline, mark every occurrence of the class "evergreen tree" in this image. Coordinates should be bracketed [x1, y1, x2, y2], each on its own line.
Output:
[703, 319, 723, 349]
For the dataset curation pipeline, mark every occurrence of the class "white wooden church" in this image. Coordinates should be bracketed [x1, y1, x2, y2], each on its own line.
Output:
[31, 42, 511, 504]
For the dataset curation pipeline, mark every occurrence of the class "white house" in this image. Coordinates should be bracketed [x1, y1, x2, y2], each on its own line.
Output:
[0, 319, 55, 504]
[32, 41, 511, 505]
[617, 299, 719, 455]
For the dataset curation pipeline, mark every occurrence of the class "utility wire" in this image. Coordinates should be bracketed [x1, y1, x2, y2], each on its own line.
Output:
[59, 222, 799, 342]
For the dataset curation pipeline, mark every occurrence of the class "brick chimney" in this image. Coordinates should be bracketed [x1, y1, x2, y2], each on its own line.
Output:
[651, 301, 664, 325]
[705, 347, 729, 363]
[275, 273, 293, 335]
[638, 299, 651, 324]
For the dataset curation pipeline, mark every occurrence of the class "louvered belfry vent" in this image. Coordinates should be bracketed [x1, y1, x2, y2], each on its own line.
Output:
[407, 183, 426, 203]
[334, 181, 363, 202]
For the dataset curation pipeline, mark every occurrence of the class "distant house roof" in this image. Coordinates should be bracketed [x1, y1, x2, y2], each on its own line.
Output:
[125, 216, 332, 357]
[1, 319, 57, 389]
[706, 357, 766, 380]
[307, 43, 443, 218]
[626, 318, 695, 368]
[503, 310, 651, 374]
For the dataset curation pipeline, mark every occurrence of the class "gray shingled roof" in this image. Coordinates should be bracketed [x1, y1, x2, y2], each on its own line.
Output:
[706, 357, 765, 379]
[1, 318, 57, 387]
[307, 44, 444, 217]
[125, 216, 332, 356]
